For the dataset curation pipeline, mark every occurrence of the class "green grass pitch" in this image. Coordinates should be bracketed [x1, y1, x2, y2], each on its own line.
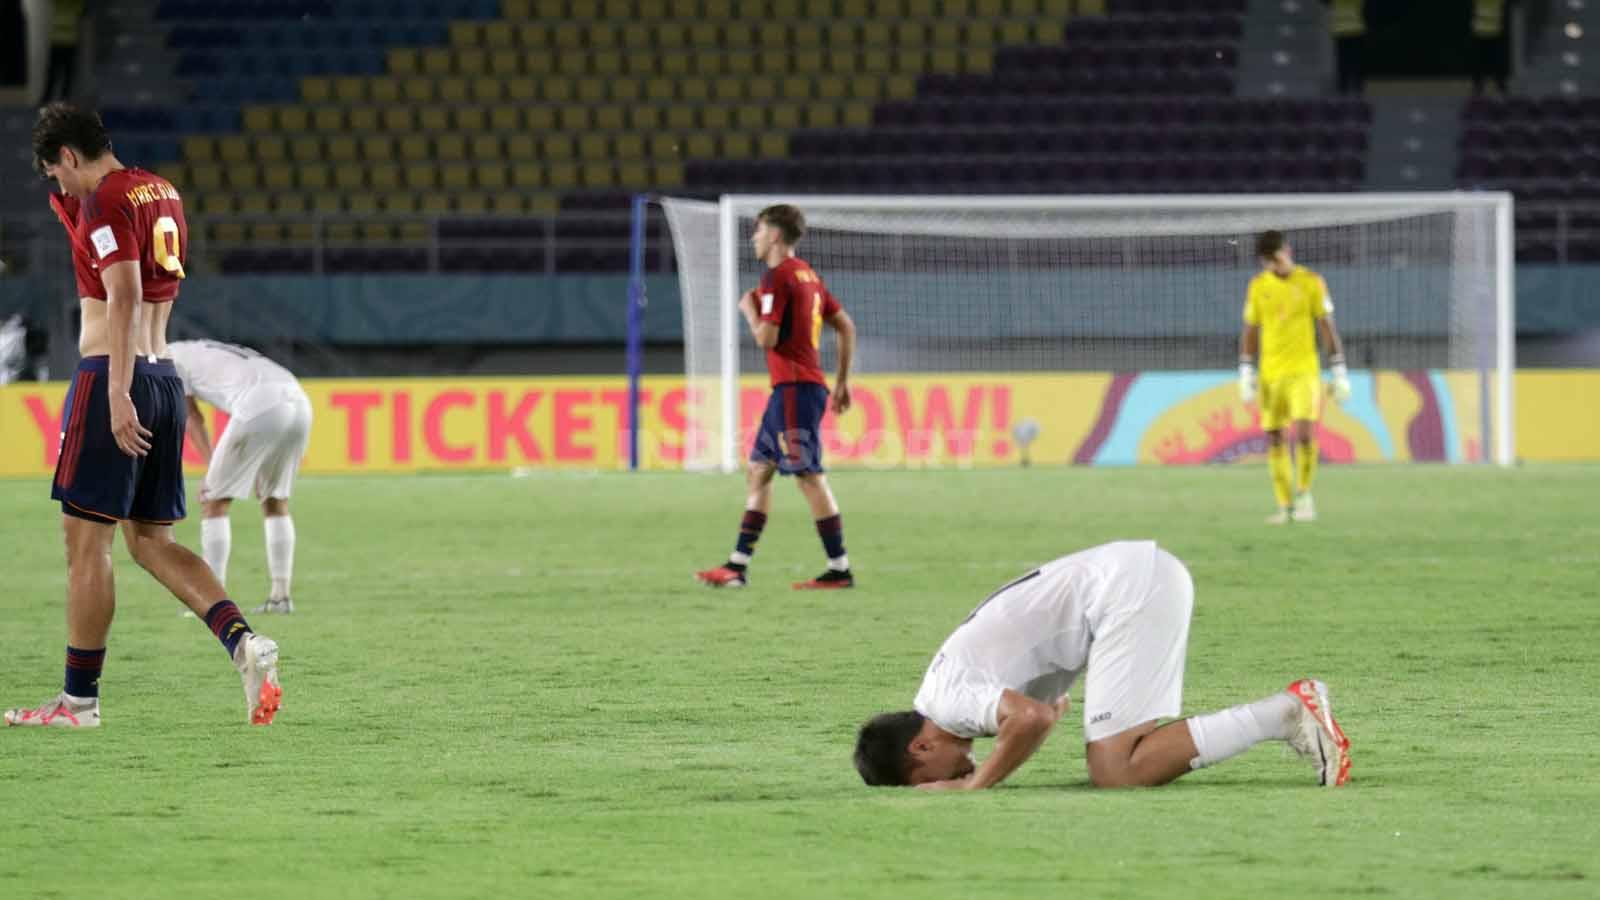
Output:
[1, 464, 1597, 899]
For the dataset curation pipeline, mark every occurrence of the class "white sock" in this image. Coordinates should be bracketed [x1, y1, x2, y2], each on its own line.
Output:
[200, 516, 231, 586]
[1185, 691, 1298, 769]
[827, 554, 850, 572]
[264, 514, 296, 601]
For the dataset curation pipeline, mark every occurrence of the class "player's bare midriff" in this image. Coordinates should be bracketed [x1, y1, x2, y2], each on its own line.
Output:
[77, 296, 173, 359]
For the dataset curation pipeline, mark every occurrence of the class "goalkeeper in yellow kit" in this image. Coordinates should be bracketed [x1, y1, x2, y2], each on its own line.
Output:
[1238, 231, 1351, 524]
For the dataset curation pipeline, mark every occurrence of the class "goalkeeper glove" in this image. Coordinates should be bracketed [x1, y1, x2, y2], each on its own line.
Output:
[1329, 355, 1352, 403]
[1238, 356, 1257, 403]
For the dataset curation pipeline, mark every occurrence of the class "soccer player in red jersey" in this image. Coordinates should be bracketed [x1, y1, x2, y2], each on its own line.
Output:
[5, 104, 281, 728]
[696, 204, 858, 590]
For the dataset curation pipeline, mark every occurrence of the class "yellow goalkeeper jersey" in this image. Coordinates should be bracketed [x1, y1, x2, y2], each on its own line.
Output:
[1243, 265, 1331, 382]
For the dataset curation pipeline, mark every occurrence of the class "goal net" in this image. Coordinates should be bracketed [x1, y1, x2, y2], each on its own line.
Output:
[659, 194, 1513, 471]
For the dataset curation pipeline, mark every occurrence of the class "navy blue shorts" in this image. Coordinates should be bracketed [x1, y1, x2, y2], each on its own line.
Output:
[750, 382, 829, 476]
[51, 355, 188, 524]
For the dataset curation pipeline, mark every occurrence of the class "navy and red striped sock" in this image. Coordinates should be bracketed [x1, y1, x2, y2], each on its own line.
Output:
[64, 646, 105, 700]
[202, 600, 253, 658]
[729, 509, 767, 569]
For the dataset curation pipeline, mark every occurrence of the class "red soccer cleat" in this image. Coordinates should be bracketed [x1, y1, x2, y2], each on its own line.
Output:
[793, 569, 854, 590]
[695, 566, 747, 588]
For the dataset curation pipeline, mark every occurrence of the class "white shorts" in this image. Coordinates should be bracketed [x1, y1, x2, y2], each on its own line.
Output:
[1081, 548, 1194, 742]
[203, 384, 312, 501]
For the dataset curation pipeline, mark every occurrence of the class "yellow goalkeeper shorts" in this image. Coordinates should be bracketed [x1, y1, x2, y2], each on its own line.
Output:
[1259, 373, 1322, 432]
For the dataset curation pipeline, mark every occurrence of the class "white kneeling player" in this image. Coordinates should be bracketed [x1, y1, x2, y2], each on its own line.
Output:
[170, 340, 312, 614]
[853, 541, 1352, 790]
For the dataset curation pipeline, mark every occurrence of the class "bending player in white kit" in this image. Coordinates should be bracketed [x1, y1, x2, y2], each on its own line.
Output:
[169, 340, 312, 614]
[854, 541, 1351, 790]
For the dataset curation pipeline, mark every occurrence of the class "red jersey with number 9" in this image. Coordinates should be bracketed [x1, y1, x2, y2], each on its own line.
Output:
[757, 256, 842, 387]
[51, 167, 187, 303]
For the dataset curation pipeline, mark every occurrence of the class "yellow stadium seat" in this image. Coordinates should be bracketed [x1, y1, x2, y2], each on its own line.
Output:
[837, 0, 869, 15]
[1046, 0, 1078, 13]
[827, 22, 857, 46]
[662, 106, 693, 129]
[511, 163, 543, 188]
[577, 77, 606, 103]
[817, 75, 847, 99]
[505, 134, 537, 159]
[449, 22, 480, 47]
[298, 164, 330, 190]
[313, 107, 344, 132]
[502, 0, 531, 16]
[543, 77, 573, 102]
[491, 193, 524, 215]
[703, 0, 732, 15]
[276, 107, 309, 132]
[369, 164, 400, 191]
[973, 0, 1003, 12]
[361, 136, 393, 162]
[602, 0, 629, 17]
[527, 193, 559, 215]
[645, 78, 674, 102]
[570, 0, 599, 17]
[524, 53, 553, 76]
[436, 134, 467, 161]
[418, 107, 450, 131]
[685, 133, 716, 158]
[275, 194, 307, 214]
[199, 194, 234, 216]
[1008, 0, 1039, 10]
[226, 166, 261, 191]
[400, 77, 431, 104]
[423, 49, 452, 76]
[843, 101, 872, 127]
[636, 0, 666, 15]
[805, 104, 839, 128]
[554, 22, 582, 48]
[593, 105, 625, 130]
[349, 107, 378, 132]
[894, 49, 926, 72]
[691, 54, 721, 77]
[386, 194, 418, 215]
[725, 53, 754, 75]
[334, 77, 365, 104]
[242, 106, 274, 131]
[965, 48, 994, 73]
[334, 167, 364, 191]
[458, 50, 488, 76]
[557, 52, 588, 75]
[896, 22, 925, 46]
[189, 164, 223, 191]
[1034, 20, 1064, 42]
[235, 192, 270, 214]
[769, 105, 800, 129]
[506, 78, 537, 101]
[695, 105, 727, 129]
[525, 107, 556, 129]
[629, 106, 661, 130]
[559, 106, 591, 130]
[441, 164, 473, 191]
[490, 107, 520, 131]
[420, 193, 451, 214]
[312, 193, 341, 215]
[490, 50, 521, 77]
[722, 22, 753, 46]
[793, 51, 823, 75]
[543, 134, 575, 159]
[930, 48, 961, 72]
[828, 49, 856, 74]
[963, 21, 997, 46]
[931, 21, 960, 46]
[680, 78, 709, 102]
[439, 78, 469, 104]
[906, 0, 935, 14]
[472, 78, 503, 102]
[388, 48, 418, 75]
[617, 162, 649, 188]
[517, 23, 549, 46]
[367, 77, 400, 105]
[580, 163, 614, 189]
[999, 21, 1030, 43]
[470, 135, 501, 159]
[861, 22, 891, 46]
[455, 194, 488, 215]
[792, 23, 822, 47]
[210, 222, 246, 243]
[484, 21, 514, 46]
[613, 134, 644, 159]
[648, 134, 679, 158]
[781, 79, 811, 101]
[850, 76, 883, 100]
[610, 78, 640, 102]
[325, 222, 357, 242]
[591, 50, 622, 76]
[720, 134, 752, 159]
[770, 0, 802, 15]
[713, 78, 743, 102]
[301, 77, 331, 103]
[887, 75, 917, 99]
[477, 165, 508, 190]
[625, 53, 655, 76]
[398, 135, 430, 163]
[287, 136, 319, 163]
[547, 163, 578, 189]
[404, 165, 437, 190]
[254, 136, 287, 162]
[359, 222, 392, 242]
[577, 134, 607, 159]
[182, 136, 214, 161]
[621, 22, 650, 48]
[213, 136, 247, 164]
[262, 164, 294, 191]
[287, 221, 316, 242]
[326, 136, 357, 163]
[759, 134, 787, 158]
[656, 52, 688, 77]
[382, 107, 416, 132]
[655, 22, 685, 49]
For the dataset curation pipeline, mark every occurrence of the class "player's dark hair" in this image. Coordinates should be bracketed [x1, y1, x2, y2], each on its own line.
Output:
[32, 102, 111, 176]
[854, 710, 925, 787]
[758, 204, 805, 245]
[1256, 230, 1287, 260]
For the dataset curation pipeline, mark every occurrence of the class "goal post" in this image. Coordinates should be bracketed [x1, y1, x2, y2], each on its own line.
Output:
[659, 193, 1515, 471]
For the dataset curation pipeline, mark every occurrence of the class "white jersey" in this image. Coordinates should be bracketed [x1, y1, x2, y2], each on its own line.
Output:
[914, 540, 1164, 738]
[168, 340, 302, 421]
